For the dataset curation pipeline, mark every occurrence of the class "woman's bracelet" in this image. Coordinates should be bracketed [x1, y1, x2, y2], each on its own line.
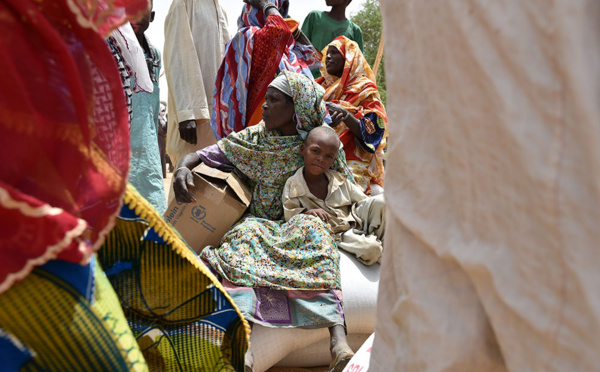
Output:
[262, 3, 278, 15]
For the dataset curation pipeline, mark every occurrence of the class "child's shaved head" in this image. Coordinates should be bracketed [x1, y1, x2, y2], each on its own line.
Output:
[306, 125, 340, 148]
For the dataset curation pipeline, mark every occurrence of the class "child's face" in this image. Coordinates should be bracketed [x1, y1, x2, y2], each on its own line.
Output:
[301, 133, 339, 177]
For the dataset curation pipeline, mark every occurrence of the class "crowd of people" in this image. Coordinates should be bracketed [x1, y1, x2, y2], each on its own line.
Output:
[3, 0, 600, 371]
[1, 0, 387, 371]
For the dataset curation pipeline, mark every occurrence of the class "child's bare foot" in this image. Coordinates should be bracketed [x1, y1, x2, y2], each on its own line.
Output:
[328, 325, 354, 372]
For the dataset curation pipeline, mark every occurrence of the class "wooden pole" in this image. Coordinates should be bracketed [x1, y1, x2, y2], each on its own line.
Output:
[373, 29, 385, 76]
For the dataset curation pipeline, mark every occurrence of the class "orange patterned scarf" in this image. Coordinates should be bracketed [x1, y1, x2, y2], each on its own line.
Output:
[317, 36, 388, 191]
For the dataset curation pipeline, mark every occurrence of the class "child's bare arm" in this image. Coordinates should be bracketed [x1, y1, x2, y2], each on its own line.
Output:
[304, 208, 332, 222]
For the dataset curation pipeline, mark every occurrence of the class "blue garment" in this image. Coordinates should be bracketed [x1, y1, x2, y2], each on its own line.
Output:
[129, 41, 166, 214]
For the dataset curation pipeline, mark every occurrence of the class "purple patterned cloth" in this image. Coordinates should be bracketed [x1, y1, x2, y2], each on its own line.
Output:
[196, 144, 232, 169]
[222, 277, 344, 329]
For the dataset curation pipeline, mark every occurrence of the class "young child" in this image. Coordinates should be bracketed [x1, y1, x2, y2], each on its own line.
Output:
[301, 0, 363, 78]
[283, 126, 385, 265]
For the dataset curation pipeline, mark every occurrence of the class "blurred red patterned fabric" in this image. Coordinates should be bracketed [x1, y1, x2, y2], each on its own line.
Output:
[0, 0, 148, 293]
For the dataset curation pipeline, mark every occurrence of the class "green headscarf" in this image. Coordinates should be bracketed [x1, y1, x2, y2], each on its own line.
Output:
[218, 71, 351, 220]
[283, 70, 328, 139]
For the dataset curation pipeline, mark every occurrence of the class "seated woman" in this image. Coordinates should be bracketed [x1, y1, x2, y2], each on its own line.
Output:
[316, 36, 388, 195]
[175, 71, 355, 372]
[211, 0, 322, 139]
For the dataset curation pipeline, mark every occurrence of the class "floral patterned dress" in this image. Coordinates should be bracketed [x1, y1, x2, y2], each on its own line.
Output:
[200, 71, 351, 328]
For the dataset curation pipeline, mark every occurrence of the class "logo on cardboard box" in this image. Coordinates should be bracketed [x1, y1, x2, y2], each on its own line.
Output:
[191, 205, 217, 233]
[191, 205, 207, 222]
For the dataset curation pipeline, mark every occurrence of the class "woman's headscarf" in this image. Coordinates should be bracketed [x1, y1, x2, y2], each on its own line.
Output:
[269, 71, 332, 140]
[318, 36, 387, 122]
[210, 0, 322, 140]
[0, 0, 143, 294]
[267, 73, 293, 97]
[218, 71, 350, 220]
[317, 36, 388, 190]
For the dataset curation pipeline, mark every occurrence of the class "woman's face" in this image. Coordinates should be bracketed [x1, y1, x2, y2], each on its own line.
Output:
[262, 87, 297, 135]
[325, 46, 345, 78]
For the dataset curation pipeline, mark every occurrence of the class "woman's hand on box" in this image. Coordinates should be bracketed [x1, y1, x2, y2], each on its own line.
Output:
[174, 168, 196, 203]
[173, 153, 202, 203]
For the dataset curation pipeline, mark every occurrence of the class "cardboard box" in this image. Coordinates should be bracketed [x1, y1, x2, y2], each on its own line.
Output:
[164, 163, 252, 254]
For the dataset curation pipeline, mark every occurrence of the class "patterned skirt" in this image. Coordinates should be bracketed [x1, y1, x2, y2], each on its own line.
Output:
[201, 214, 345, 328]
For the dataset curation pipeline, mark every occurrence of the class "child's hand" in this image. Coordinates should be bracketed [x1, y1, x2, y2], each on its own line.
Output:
[305, 209, 332, 222]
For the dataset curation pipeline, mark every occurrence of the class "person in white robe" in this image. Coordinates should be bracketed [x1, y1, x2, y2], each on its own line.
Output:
[163, 0, 230, 172]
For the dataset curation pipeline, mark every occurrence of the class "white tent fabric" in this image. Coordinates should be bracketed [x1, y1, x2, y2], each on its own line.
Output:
[371, 1, 600, 371]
